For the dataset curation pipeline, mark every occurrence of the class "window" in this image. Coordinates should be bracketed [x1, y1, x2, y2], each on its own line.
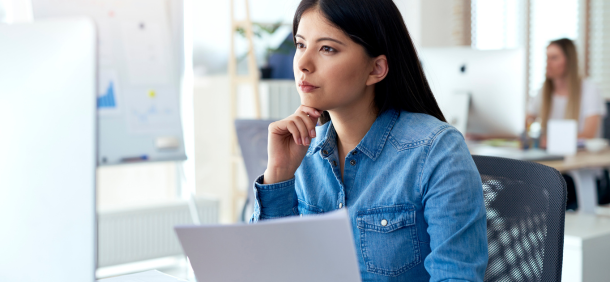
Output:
[471, 0, 524, 50]
[472, 0, 581, 98]
[528, 0, 580, 97]
[0, 1, 7, 23]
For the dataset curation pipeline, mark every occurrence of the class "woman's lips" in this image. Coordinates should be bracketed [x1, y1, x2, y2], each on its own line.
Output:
[299, 81, 319, 93]
[299, 85, 318, 92]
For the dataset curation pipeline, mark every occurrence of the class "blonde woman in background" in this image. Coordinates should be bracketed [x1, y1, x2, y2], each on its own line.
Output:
[526, 38, 606, 139]
[527, 38, 607, 210]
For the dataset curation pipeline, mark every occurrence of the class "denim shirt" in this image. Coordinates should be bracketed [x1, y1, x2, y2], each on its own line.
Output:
[250, 109, 488, 282]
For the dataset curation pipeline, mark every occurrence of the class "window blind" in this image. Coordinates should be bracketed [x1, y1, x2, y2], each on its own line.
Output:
[589, 0, 610, 99]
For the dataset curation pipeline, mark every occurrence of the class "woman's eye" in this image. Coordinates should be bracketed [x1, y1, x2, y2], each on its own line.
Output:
[295, 42, 305, 49]
[321, 46, 336, 53]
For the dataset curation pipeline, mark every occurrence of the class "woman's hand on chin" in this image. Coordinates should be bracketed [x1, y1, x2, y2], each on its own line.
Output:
[264, 105, 321, 184]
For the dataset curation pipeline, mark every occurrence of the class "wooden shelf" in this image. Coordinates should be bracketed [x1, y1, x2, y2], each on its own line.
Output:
[227, 0, 261, 222]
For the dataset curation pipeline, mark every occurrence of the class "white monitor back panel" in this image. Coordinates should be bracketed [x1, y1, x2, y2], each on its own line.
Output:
[0, 19, 97, 282]
[419, 47, 526, 136]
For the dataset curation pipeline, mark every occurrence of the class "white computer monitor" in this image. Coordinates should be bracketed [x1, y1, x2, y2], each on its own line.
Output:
[0, 18, 97, 282]
[419, 47, 526, 137]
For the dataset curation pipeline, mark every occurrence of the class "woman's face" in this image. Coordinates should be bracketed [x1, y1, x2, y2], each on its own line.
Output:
[546, 44, 567, 79]
[293, 9, 376, 112]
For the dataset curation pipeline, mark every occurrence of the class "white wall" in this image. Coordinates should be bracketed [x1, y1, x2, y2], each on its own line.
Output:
[420, 0, 461, 47]
[395, 0, 422, 48]
[192, 76, 236, 223]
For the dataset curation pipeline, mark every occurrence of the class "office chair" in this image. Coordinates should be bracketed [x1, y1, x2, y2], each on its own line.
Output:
[235, 119, 277, 222]
[472, 155, 566, 282]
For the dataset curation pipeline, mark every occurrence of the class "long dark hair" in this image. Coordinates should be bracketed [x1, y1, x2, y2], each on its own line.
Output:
[293, 0, 446, 123]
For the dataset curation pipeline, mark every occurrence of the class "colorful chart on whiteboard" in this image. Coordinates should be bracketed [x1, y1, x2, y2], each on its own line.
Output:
[97, 69, 121, 115]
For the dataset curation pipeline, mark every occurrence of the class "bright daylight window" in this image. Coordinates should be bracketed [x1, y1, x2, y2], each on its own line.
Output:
[471, 0, 580, 98]
[0, 1, 8, 23]
[471, 0, 523, 50]
[528, 0, 580, 97]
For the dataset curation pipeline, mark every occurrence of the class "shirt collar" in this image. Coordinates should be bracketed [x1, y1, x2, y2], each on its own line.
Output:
[306, 109, 400, 161]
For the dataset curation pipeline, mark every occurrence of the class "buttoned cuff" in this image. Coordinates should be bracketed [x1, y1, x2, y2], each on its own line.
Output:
[250, 174, 298, 222]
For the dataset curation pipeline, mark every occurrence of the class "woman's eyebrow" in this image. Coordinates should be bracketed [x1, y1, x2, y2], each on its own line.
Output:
[295, 34, 345, 46]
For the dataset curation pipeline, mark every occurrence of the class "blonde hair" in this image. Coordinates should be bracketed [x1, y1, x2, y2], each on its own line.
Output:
[540, 38, 582, 131]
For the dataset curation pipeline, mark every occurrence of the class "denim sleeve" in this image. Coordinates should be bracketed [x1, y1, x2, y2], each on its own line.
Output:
[420, 127, 488, 282]
[249, 174, 299, 223]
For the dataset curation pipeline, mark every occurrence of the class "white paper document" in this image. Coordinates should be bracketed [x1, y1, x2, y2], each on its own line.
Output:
[174, 209, 362, 282]
[547, 119, 578, 156]
[97, 270, 187, 282]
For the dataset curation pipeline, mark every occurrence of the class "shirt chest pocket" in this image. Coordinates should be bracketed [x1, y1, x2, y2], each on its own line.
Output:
[356, 204, 421, 277]
[296, 200, 324, 216]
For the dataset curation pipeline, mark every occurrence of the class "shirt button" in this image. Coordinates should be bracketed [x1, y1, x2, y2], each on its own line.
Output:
[351, 151, 357, 155]
[350, 160, 356, 166]
[381, 219, 388, 226]
[322, 150, 328, 155]
[332, 160, 337, 166]
[339, 203, 343, 209]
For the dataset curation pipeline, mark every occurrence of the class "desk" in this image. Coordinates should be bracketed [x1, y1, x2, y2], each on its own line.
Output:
[538, 150, 610, 214]
[471, 143, 610, 214]
[536, 149, 610, 172]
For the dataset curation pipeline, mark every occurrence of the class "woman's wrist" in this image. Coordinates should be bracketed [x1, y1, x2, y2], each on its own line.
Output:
[263, 167, 295, 184]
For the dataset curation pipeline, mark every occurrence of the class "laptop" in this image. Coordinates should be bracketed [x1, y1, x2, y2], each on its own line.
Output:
[174, 209, 362, 282]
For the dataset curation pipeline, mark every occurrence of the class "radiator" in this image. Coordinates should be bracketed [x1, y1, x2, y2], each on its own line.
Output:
[97, 197, 219, 267]
[260, 80, 301, 120]
[236, 80, 300, 120]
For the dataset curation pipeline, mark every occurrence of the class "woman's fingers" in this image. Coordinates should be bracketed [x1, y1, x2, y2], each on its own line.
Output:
[295, 110, 317, 138]
[296, 105, 321, 119]
[269, 105, 322, 146]
[285, 121, 302, 145]
[297, 105, 321, 135]
[292, 115, 312, 145]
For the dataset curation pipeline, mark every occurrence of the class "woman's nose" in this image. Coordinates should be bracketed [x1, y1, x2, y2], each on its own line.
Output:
[296, 50, 314, 74]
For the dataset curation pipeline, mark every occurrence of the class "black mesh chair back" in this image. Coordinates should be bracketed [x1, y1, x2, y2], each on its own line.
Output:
[235, 119, 276, 221]
[472, 155, 566, 282]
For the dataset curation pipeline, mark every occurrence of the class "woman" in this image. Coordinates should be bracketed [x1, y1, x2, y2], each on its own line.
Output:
[250, 0, 488, 281]
[527, 38, 606, 139]
[527, 38, 607, 210]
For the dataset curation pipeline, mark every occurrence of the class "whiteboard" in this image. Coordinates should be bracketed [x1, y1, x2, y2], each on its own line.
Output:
[32, 0, 186, 165]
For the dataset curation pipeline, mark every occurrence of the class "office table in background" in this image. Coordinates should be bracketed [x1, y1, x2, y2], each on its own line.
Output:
[470, 142, 610, 214]
[537, 149, 610, 214]
[536, 149, 610, 172]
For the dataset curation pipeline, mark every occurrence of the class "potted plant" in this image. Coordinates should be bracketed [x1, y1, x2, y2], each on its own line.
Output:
[236, 21, 291, 79]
